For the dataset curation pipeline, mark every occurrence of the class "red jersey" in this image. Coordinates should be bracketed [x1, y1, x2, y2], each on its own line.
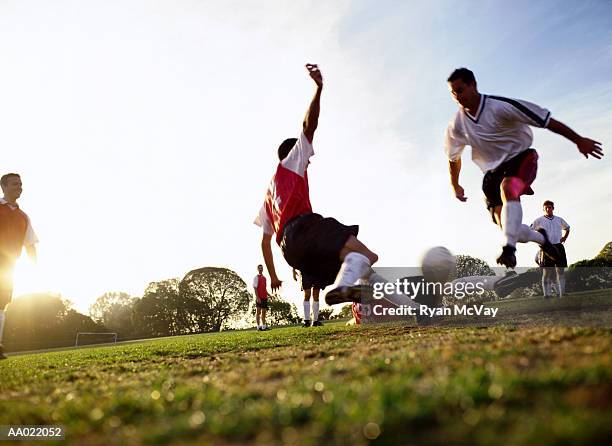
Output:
[254, 133, 314, 245]
[0, 202, 30, 260]
[253, 274, 268, 300]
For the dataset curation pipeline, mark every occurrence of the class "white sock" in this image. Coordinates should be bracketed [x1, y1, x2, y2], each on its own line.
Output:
[312, 301, 319, 321]
[502, 201, 522, 247]
[542, 279, 553, 297]
[517, 224, 544, 244]
[303, 301, 311, 321]
[558, 273, 565, 297]
[333, 252, 372, 288]
[368, 271, 419, 308]
[0, 310, 5, 344]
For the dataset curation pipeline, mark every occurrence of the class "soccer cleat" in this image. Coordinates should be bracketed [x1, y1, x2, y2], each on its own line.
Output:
[496, 245, 517, 268]
[0, 344, 6, 360]
[536, 228, 560, 261]
[325, 284, 372, 306]
[494, 270, 540, 298]
[303, 320, 311, 328]
[312, 320, 323, 327]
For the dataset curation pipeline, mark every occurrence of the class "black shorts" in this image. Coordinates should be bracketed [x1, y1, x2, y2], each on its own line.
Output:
[538, 243, 568, 267]
[256, 299, 269, 310]
[300, 272, 326, 291]
[281, 213, 359, 289]
[0, 257, 15, 309]
[482, 148, 538, 222]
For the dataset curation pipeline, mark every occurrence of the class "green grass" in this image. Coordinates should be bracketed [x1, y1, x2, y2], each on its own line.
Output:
[1, 292, 611, 445]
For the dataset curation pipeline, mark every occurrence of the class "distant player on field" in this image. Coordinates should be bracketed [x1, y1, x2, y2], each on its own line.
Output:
[254, 64, 411, 308]
[531, 200, 570, 298]
[0, 173, 38, 359]
[444, 68, 603, 268]
[293, 268, 323, 327]
[253, 264, 270, 331]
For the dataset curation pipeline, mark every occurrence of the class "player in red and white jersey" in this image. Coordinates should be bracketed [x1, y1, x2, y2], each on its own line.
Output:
[254, 64, 383, 306]
[0, 173, 38, 359]
[253, 264, 270, 330]
[445, 68, 603, 269]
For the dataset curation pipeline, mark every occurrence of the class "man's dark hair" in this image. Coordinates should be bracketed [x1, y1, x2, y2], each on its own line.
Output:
[0, 173, 20, 189]
[447, 68, 476, 84]
[278, 138, 298, 161]
[543, 200, 554, 207]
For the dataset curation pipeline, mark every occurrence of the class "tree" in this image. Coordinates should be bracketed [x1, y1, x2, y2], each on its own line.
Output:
[3, 293, 103, 352]
[132, 278, 188, 337]
[179, 267, 251, 332]
[454, 255, 495, 279]
[89, 292, 136, 336]
[547, 242, 612, 293]
[336, 304, 354, 320]
[317, 308, 334, 321]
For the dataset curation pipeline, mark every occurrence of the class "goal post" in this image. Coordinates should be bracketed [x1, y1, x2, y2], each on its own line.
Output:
[75, 332, 118, 347]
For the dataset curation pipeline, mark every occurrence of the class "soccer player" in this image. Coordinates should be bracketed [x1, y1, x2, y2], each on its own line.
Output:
[531, 200, 570, 298]
[0, 173, 38, 359]
[253, 264, 269, 331]
[444, 68, 603, 268]
[254, 64, 407, 308]
[293, 268, 323, 327]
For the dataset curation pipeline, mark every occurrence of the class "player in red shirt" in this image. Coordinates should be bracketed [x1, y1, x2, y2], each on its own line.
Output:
[0, 173, 38, 359]
[254, 64, 380, 306]
[253, 264, 270, 331]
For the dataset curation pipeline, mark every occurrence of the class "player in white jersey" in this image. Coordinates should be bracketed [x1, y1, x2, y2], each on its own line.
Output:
[445, 68, 603, 268]
[532, 200, 570, 298]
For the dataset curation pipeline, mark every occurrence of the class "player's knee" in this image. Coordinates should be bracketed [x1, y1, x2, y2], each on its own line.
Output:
[501, 177, 524, 201]
[369, 252, 379, 265]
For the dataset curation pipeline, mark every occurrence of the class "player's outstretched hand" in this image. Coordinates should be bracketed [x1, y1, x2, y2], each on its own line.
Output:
[577, 137, 604, 159]
[306, 63, 323, 87]
[271, 278, 283, 292]
[453, 184, 467, 202]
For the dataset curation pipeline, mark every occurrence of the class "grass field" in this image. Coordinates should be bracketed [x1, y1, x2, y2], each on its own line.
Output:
[2, 291, 611, 445]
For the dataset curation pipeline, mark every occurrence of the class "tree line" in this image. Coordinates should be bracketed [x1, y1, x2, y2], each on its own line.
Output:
[4, 242, 610, 352]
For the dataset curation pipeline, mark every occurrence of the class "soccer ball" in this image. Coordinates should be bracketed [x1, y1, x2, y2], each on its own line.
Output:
[421, 246, 456, 283]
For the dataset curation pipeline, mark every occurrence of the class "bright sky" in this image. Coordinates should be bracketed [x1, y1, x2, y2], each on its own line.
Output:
[2, 0, 610, 314]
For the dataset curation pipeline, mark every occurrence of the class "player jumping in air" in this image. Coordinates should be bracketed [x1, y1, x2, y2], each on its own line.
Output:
[444, 68, 603, 268]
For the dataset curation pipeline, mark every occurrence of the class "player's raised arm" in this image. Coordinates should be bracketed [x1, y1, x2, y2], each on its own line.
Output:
[303, 63, 323, 144]
[546, 118, 604, 159]
[261, 232, 282, 291]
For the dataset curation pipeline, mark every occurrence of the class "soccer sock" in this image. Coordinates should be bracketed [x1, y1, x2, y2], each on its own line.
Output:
[501, 201, 522, 247]
[558, 272, 565, 297]
[368, 271, 419, 308]
[333, 252, 371, 289]
[517, 224, 545, 244]
[303, 301, 311, 321]
[0, 310, 5, 344]
[312, 301, 319, 321]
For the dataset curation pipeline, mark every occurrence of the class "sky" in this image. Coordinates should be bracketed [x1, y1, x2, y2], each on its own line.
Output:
[1, 0, 610, 314]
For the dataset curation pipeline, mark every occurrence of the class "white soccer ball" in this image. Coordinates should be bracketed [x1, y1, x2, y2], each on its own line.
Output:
[421, 246, 456, 283]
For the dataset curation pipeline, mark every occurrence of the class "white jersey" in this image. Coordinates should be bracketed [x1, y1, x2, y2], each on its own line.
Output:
[531, 215, 570, 244]
[445, 94, 551, 172]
